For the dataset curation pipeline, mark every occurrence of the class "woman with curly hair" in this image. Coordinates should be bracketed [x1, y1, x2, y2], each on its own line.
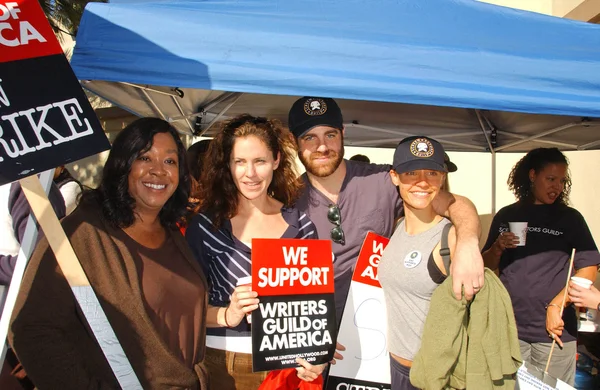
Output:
[482, 147, 599, 385]
[186, 114, 324, 389]
[10, 118, 209, 389]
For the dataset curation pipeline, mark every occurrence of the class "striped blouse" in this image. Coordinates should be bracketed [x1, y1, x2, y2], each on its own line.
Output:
[186, 207, 318, 337]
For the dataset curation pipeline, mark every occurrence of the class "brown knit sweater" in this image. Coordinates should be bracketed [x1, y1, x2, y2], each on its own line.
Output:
[9, 200, 209, 390]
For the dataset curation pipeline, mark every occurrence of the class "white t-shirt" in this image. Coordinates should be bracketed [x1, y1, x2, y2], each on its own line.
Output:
[59, 181, 82, 216]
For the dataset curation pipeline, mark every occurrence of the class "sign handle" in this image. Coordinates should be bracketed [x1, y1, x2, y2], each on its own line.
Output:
[17, 174, 143, 389]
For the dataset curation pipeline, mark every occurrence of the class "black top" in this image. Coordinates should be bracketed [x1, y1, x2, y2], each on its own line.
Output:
[483, 201, 600, 343]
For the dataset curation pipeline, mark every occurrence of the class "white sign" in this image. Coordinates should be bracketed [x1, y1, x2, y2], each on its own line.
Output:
[326, 232, 391, 390]
[516, 362, 575, 390]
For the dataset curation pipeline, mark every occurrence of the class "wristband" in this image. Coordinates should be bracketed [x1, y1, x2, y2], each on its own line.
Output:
[224, 307, 232, 328]
[546, 303, 561, 311]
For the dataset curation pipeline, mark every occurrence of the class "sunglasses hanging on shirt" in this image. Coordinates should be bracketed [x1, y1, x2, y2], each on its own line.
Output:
[327, 204, 345, 245]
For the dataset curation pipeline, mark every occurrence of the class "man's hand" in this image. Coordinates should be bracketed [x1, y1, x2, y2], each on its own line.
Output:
[330, 342, 346, 365]
[450, 236, 484, 301]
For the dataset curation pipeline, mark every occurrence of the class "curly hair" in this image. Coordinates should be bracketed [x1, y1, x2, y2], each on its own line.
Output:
[187, 139, 212, 182]
[197, 114, 303, 228]
[82, 117, 191, 228]
[508, 147, 571, 205]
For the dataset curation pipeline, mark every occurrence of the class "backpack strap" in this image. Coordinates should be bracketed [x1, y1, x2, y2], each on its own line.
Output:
[439, 223, 452, 275]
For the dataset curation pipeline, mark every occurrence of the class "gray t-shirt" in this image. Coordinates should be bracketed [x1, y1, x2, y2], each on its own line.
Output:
[296, 159, 402, 324]
[379, 218, 450, 361]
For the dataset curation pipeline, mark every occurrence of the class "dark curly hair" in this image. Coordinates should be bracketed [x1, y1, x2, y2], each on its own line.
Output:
[197, 114, 303, 228]
[82, 117, 191, 228]
[508, 147, 571, 205]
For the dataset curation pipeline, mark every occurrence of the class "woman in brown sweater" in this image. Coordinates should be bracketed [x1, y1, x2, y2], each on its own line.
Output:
[9, 118, 209, 389]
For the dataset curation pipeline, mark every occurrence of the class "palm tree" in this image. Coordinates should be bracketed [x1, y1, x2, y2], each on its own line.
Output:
[38, 0, 107, 37]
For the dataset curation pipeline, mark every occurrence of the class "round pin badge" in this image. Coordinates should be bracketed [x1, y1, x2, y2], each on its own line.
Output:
[403, 250, 422, 268]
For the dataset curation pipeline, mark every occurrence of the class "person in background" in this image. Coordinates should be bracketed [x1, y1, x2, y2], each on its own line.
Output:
[441, 152, 457, 192]
[378, 136, 456, 389]
[186, 114, 324, 389]
[0, 183, 65, 287]
[0, 180, 65, 390]
[10, 118, 209, 389]
[53, 165, 83, 216]
[349, 154, 370, 163]
[180, 139, 212, 234]
[288, 96, 484, 326]
[482, 147, 600, 386]
[187, 139, 212, 187]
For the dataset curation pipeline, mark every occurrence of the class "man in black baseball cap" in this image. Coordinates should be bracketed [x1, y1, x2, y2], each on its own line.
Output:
[289, 97, 346, 179]
[289, 96, 484, 328]
[288, 97, 344, 139]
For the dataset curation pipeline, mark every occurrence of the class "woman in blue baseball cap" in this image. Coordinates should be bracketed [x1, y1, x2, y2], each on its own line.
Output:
[378, 136, 456, 390]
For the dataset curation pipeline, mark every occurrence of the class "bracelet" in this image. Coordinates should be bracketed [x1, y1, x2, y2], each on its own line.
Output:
[546, 303, 561, 311]
[223, 307, 232, 328]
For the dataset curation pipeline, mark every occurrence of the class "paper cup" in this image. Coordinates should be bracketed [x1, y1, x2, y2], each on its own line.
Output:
[571, 276, 593, 289]
[508, 222, 528, 246]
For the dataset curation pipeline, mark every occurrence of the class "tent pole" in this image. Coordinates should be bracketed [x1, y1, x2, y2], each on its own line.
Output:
[349, 124, 484, 139]
[170, 96, 195, 134]
[197, 93, 244, 136]
[494, 122, 583, 152]
[348, 123, 412, 137]
[140, 89, 166, 120]
[348, 137, 485, 150]
[80, 83, 145, 119]
[579, 138, 600, 150]
[117, 82, 182, 98]
[491, 153, 496, 215]
[347, 124, 486, 150]
[169, 92, 242, 122]
[495, 131, 577, 149]
[476, 110, 496, 215]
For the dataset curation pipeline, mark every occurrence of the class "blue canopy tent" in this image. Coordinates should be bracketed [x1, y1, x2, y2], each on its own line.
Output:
[71, 0, 600, 155]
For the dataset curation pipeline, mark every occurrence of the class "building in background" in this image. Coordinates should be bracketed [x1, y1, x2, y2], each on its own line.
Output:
[479, 0, 599, 23]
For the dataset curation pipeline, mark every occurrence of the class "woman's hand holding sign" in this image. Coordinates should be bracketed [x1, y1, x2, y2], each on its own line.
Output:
[226, 285, 259, 327]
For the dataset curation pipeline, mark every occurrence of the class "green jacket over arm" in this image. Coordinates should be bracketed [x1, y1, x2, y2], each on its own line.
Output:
[411, 269, 522, 390]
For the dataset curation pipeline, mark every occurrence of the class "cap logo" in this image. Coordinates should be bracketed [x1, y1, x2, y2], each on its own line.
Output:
[410, 138, 434, 158]
[303, 98, 327, 116]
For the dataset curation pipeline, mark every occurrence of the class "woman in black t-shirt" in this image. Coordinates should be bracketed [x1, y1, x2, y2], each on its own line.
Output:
[482, 148, 600, 386]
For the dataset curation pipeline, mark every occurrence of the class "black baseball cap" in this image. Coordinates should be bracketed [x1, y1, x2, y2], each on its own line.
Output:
[393, 136, 447, 174]
[288, 97, 343, 138]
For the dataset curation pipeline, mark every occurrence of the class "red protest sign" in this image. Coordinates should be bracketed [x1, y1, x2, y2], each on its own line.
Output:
[0, 0, 63, 63]
[251, 238, 336, 372]
[251, 238, 334, 296]
[352, 232, 389, 288]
